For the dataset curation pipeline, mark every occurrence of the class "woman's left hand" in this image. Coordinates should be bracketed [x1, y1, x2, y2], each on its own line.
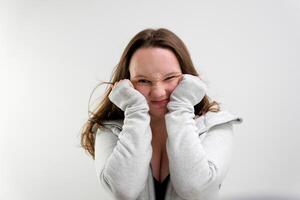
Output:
[169, 74, 207, 106]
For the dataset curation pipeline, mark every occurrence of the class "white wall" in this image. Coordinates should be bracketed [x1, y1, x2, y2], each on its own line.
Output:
[1, 0, 300, 199]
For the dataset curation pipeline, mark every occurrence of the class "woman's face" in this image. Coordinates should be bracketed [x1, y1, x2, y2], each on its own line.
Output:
[129, 47, 182, 119]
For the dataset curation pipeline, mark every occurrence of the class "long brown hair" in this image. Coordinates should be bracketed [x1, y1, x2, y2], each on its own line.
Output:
[81, 28, 220, 159]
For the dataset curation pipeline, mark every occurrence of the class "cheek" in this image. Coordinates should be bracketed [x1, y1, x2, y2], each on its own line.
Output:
[133, 85, 149, 98]
[168, 79, 180, 93]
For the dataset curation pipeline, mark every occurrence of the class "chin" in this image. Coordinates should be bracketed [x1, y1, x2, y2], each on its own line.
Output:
[149, 107, 168, 118]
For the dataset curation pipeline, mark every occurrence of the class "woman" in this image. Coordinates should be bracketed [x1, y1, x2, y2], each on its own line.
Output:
[81, 28, 242, 200]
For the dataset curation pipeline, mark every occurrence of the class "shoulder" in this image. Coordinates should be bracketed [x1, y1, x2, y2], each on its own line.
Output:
[93, 119, 124, 137]
[194, 110, 243, 136]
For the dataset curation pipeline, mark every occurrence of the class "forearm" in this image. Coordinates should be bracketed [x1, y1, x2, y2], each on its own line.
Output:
[95, 80, 153, 199]
[165, 102, 233, 199]
[101, 105, 152, 199]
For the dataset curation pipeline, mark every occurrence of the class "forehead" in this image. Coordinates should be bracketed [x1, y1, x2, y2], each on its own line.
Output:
[129, 47, 181, 78]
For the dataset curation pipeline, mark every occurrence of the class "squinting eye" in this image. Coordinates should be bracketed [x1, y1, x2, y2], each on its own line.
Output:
[138, 79, 151, 84]
[165, 76, 176, 80]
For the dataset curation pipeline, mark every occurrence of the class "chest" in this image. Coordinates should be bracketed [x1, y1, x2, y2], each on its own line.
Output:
[150, 139, 169, 182]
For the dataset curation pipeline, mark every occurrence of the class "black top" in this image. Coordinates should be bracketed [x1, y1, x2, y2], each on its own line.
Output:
[153, 175, 170, 200]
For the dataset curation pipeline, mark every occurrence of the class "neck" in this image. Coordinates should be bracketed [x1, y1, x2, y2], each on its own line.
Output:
[150, 116, 165, 127]
[150, 117, 167, 139]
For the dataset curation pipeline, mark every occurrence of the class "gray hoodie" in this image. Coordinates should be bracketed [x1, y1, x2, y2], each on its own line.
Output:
[94, 74, 242, 200]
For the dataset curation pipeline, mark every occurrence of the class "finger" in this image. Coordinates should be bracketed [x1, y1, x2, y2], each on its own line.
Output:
[110, 83, 115, 90]
[112, 81, 119, 89]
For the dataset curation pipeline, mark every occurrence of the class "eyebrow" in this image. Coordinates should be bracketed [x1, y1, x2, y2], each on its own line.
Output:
[132, 72, 182, 79]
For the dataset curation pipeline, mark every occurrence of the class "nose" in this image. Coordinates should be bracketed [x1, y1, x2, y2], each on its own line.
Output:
[150, 84, 167, 100]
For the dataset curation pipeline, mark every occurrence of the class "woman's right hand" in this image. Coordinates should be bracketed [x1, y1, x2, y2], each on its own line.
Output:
[111, 79, 133, 90]
[108, 79, 148, 111]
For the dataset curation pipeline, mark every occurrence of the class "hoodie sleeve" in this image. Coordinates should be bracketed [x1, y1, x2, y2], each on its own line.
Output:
[165, 74, 237, 199]
[94, 80, 152, 200]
